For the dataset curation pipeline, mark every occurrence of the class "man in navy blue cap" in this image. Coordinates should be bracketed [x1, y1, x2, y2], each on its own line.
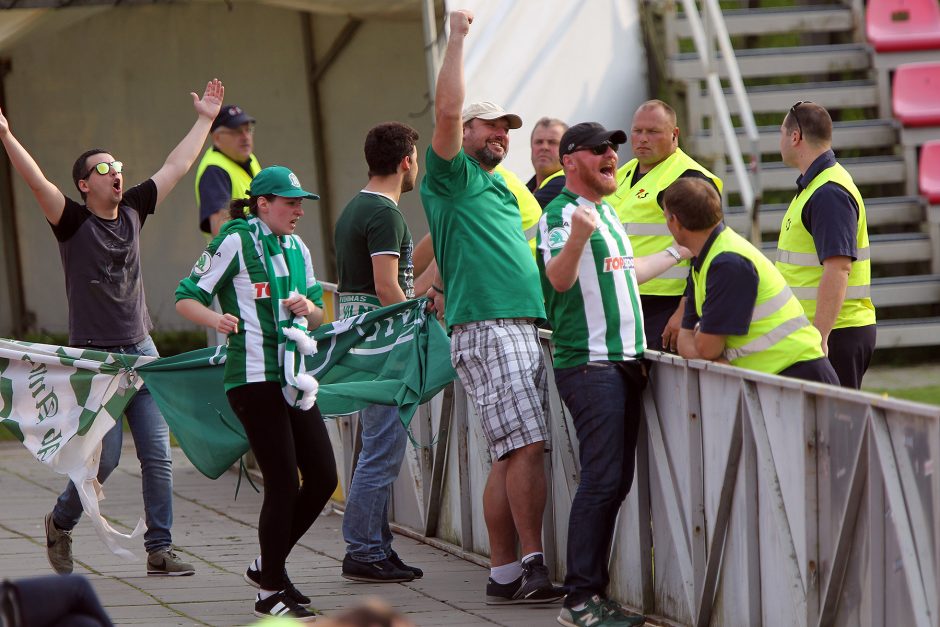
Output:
[195, 104, 262, 238]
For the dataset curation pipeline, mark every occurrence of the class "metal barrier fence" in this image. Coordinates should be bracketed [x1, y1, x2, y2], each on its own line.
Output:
[325, 324, 940, 626]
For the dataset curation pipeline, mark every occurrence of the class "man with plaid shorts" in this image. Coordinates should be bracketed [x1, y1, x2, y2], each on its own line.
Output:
[419, 8, 564, 606]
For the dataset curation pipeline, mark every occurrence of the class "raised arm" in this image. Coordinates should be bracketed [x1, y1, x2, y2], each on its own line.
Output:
[151, 79, 224, 206]
[0, 106, 66, 225]
[431, 10, 473, 161]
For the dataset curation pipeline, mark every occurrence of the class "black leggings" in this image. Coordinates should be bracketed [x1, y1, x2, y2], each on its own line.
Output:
[227, 382, 337, 590]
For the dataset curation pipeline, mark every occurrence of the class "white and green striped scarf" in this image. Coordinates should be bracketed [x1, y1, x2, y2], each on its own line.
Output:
[230, 217, 320, 409]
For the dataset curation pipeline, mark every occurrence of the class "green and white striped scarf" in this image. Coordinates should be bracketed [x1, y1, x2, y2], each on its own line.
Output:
[225, 217, 319, 409]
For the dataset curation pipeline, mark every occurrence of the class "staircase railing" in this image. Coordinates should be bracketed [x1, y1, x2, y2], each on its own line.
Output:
[679, 0, 763, 243]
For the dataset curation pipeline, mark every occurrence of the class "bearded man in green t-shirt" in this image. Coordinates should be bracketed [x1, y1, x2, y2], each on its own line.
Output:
[419, 9, 563, 606]
[334, 122, 423, 584]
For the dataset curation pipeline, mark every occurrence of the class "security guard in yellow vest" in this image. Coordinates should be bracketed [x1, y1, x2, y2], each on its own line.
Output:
[526, 117, 568, 208]
[776, 102, 876, 389]
[195, 104, 262, 239]
[666, 178, 839, 384]
[606, 100, 722, 353]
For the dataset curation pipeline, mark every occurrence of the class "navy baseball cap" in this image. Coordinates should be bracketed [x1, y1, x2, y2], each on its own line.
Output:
[211, 105, 256, 132]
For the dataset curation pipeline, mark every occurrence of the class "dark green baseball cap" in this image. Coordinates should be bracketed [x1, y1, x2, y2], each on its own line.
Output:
[248, 166, 319, 200]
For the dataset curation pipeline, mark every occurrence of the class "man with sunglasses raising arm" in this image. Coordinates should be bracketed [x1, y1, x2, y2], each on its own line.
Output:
[0, 79, 225, 576]
[776, 102, 876, 389]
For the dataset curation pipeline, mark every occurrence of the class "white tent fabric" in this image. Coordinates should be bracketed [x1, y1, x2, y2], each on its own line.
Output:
[447, 0, 649, 179]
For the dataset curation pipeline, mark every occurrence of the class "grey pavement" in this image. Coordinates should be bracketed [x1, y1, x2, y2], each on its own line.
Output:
[0, 441, 564, 626]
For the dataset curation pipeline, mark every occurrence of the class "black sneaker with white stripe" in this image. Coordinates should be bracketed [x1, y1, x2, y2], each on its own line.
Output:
[253, 590, 317, 622]
[244, 561, 311, 605]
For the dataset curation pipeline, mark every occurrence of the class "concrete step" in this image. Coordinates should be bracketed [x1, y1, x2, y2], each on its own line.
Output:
[871, 275, 940, 308]
[711, 80, 879, 116]
[725, 196, 924, 235]
[723, 156, 906, 194]
[877, 317, 940, 348]
[691, 119, 898, 156]
[759, 232, 932, 265]
[669, 43, 871, 81]
[673, 4, 854, 39]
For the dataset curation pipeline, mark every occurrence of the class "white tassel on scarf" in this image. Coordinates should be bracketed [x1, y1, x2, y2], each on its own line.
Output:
[282, 291, 320, 411]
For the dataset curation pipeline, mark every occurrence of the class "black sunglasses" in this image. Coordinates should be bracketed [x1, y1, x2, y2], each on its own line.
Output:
[83, 160, 123, 180]
[789, 101, 811, 137]
[575, 141, 619, 156]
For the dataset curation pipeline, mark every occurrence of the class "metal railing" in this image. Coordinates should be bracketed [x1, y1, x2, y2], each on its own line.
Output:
[677, 0, 763, 243]
[326, 324, 940, 626]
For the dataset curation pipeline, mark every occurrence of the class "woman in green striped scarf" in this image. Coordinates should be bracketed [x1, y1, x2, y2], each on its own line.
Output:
[176, 166, 335, 622]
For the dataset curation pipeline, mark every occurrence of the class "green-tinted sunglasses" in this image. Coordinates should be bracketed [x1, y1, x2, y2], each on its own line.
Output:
[83, 160, 123, 179]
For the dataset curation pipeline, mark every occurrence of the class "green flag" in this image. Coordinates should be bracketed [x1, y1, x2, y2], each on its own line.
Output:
[137, 299, 455, 479]
[0, 339, 148, 558]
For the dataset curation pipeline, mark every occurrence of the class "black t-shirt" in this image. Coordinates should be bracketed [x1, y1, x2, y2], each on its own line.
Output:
[50, 179, 158, 346]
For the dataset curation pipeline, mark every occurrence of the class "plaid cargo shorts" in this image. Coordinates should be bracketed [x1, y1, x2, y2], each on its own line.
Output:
[450, 318, 550, 461]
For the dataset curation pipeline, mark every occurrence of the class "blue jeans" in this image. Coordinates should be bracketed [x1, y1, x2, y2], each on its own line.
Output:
[554, 360, 647, 607]
[52, 336, 173, 554]
[342, 404, 408, 562]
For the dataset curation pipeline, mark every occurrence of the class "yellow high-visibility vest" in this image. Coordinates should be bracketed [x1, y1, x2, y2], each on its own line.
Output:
[608, 148, 722, 296]
[695, 227, 824, 374]
[775, 162, 875, 328]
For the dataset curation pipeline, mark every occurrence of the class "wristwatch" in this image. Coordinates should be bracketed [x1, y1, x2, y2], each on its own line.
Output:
[665, 246, 681, 262]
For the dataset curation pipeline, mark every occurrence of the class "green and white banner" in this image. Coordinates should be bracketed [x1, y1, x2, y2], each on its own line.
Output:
[0, 339, 148, 560]
[0, 299, 455, 555]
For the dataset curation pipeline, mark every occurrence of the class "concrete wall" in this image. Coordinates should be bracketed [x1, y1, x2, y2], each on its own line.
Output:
[2, 2, 434, 337]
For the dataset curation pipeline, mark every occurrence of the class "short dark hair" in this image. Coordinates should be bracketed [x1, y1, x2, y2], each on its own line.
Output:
[662, 177, 723, 231]
[364, 122, 420, 178]
[72, 148, 110, 200]
[783, 102, 832, 144]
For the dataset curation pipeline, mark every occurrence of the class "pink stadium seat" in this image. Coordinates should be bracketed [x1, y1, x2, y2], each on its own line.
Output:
[893, 62, 940, 126]
[920, 140, 940, 203]
[867, 0, 940, 52]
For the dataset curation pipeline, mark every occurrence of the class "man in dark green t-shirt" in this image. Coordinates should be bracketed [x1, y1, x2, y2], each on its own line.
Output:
[419, 9, 562, 606]
[334, 122, 423, 584]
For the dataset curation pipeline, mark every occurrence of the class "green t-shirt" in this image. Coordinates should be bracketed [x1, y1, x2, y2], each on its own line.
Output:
[536, 190, 645, 368]
[334, 191, 414, 318]
[419, 147, 545, 330]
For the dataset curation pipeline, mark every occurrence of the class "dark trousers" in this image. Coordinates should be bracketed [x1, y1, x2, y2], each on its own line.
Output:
[827, 325, 876, 389]
[640, 295, 682, 352]
[4, 574, 113, 627]
[554, 360, 647, 607]
[227, 382, 338, 590]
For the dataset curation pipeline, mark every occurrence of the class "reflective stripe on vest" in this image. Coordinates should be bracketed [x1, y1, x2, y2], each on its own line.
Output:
[724, 313, 812, 362]
[790, 285, 872, 300]
[695, 227, 824, 374]
[776, 247, 871, 266]
[625, 223, 672, 237]
[495, 164, 542, 259]
[775, 162, 875, 329]
[607, 148, 723, 296]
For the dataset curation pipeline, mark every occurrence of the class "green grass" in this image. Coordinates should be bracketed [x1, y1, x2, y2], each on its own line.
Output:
[865, 386, 940, 407]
